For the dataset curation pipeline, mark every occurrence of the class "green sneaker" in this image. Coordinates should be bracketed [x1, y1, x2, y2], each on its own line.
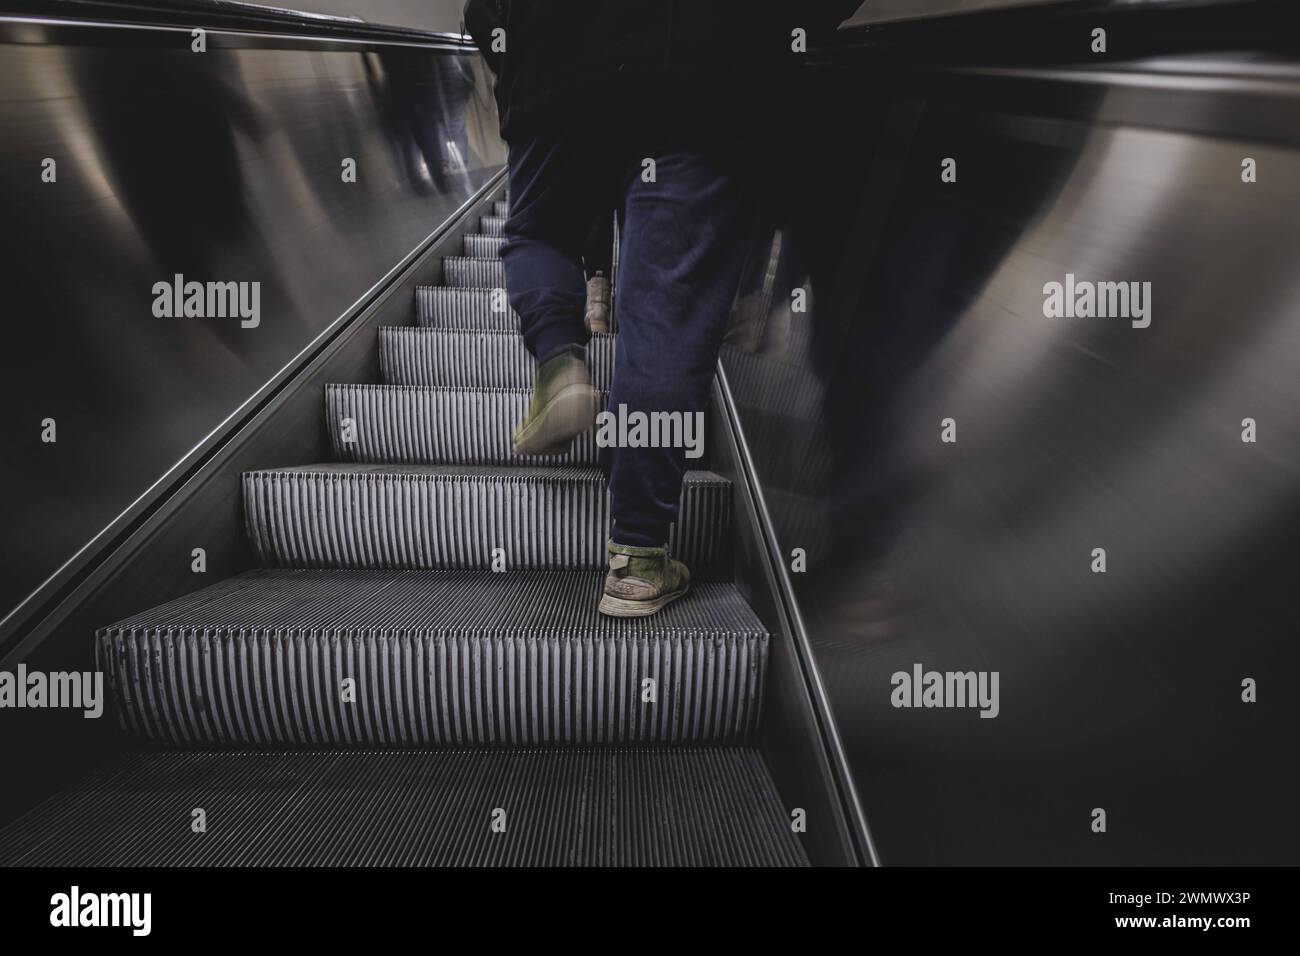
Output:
[512, 346, 600, 457]
[598, 541, 691, 618]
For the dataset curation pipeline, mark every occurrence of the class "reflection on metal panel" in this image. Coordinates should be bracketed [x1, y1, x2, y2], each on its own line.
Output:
[840, 0, 1249, 29]
[289, 0, 469, 33]
[723, 58, 1300, 863]
[0, 17, 505, 625]
[843, 0, 1057, 27]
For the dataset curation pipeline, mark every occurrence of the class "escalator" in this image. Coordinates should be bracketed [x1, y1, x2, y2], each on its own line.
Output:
[15, 0, 1288, 876]
[0, 194, 808, 866]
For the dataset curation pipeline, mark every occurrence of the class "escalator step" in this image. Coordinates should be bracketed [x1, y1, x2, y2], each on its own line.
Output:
[494, 200, 509, 217]
[326, 383, 600, 465]
[444, 256, 505, 289]
[464, 234, 505, 258]
[95, 569, 767, 747]
[380, 327, 615, 389]
[243, 465, 731, 575]
[0, 749, 804, 865]
[416, 286, 518, 329]
[480, 215, 504, 236]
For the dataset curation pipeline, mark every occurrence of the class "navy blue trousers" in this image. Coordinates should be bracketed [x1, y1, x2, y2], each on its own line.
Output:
[502, 120, 755, 548]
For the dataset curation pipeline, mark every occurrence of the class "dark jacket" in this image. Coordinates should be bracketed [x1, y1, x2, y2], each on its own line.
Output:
[464, 0, 856, 140]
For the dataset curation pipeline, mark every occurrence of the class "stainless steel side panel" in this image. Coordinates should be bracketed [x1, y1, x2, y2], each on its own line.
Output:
[0, 17, 505, 628]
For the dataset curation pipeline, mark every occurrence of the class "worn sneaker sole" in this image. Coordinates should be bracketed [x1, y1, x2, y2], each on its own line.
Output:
[597, 582, 691, 618]
[512, 382, 601, 457]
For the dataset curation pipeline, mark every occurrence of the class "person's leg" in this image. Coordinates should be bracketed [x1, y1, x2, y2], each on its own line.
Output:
[501, 123, 612, 454]
[604, 138, 756, 551]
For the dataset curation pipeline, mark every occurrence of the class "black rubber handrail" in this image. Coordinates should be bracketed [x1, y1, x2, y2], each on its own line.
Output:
[823, 0, 1291, 63]
[3, 0, 475, 45]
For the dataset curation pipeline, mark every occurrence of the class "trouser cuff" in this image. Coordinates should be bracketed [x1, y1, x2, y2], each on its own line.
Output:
[536, 327, 587, 364]
[611, 522, 669, 550]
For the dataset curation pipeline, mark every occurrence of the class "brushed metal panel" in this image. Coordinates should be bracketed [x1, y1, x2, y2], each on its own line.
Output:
[0, 17, 506, 629]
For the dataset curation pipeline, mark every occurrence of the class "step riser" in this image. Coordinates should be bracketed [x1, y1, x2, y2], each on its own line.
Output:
[416, 287, 518, 330]
[443, 257, 505, 289]
[92, 568, 768, 750]
[243, 471, 731, 574]
[480, 215, 504, 236]
[327, 385, 599, 465]
[464, 235, 505, 258]
[380, 328, 615, 389]
[494, 200, 509, 218]
[414, 287, 619, 333]
[98, 627, 763, 747]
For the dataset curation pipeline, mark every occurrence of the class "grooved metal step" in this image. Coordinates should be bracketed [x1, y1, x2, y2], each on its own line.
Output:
[464, 234, 505, 258]
[444, 256, 505, 289]
[0, 749, 805, 866]
[62, 187, 785, 869]
[94, 569, 767, 747]
[494, 200, 509, 217]
[380, 327, 615, 389]
[243, 465, 731, 575]
[416, 286, 518, 329]
[326, 384, 601, 465]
